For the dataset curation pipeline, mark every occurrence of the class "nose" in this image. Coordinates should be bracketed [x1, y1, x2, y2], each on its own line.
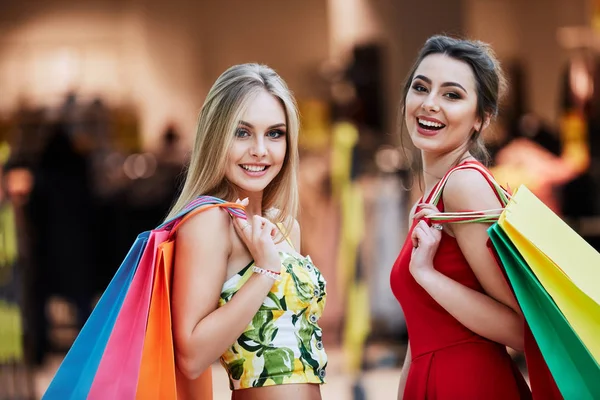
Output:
[250, 135, 267, 158]
[421, 94, 440, 113]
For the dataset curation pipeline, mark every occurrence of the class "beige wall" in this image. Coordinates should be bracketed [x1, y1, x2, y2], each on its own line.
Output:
[0, 0, 592, 144]
[465, 0, 590, 125]
[0, 0, 330, 148]
[362, 0, 465, 138]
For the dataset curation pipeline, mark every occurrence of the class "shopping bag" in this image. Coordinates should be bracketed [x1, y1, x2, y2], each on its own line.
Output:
[135, 239, 178, 399]
[43, 232, 149, 399]
[43, 196, 244, 400]
[489, 224, 600, 399]
[88, 230, 170, 400]
[498, 185, 600, 362]
[487, 240, 562, 400]
[135, 206, 221, 399]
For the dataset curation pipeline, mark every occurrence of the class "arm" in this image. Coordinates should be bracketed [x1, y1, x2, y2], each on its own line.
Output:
[411, 170, 524, 351]
[172, 208, 281, 379]
[397, 342, 411, 400]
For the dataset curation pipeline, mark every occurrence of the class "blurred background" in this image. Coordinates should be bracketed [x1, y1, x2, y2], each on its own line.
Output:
[1, 0, 600, 398]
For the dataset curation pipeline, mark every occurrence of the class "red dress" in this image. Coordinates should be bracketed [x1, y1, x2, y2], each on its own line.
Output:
[390, 162, 532, 399]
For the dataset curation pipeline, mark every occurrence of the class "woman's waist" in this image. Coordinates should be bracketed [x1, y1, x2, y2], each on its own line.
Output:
[409, 334, 501, 360]
[231, 382, 322, 400]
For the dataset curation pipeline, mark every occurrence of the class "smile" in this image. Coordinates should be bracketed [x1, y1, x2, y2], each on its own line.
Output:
[417, 117, 446, 130]
[240, 164, 269, 172]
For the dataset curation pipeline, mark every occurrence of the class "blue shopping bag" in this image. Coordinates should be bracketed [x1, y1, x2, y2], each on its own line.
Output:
[43, 233, 148, 399]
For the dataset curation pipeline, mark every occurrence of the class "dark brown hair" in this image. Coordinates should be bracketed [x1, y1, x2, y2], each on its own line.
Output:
[399, 35, 507, 178]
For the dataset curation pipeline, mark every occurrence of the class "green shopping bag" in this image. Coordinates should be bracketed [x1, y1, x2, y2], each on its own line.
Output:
[488, 224, 600, 400]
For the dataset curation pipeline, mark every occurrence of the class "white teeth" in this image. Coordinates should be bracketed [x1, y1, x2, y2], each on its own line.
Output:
[418, 118, 444, 128]
[241, 165, 267, 172]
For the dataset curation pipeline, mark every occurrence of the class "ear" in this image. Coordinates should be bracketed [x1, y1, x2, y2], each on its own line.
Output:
[474, 113, 491, 133]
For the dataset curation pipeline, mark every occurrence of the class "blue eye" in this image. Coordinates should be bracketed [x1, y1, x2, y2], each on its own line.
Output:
[235, 128, 250, 138]
[267, 129, 285, 139]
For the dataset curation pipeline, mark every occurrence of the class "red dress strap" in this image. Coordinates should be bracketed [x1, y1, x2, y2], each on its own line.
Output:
[427, 161, 510, 207]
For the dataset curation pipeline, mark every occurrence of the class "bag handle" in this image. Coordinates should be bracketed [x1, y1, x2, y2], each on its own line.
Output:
[425, 162, 511, 225]
[169, 202, 245, 239]
[158, 196, 246, 230]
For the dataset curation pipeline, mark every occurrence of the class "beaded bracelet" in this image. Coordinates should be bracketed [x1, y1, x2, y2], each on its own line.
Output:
[252, 266, 282, 281]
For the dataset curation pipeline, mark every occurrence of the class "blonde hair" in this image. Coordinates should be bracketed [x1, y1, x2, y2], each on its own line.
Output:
[165, 63, 299, 232]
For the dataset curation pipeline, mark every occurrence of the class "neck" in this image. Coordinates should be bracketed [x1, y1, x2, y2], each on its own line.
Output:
[421, 148, 473, 195]
[238, 191, 264, 217]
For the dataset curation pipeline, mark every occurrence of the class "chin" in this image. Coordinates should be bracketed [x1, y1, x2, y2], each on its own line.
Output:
[410, 136, 438, 152]
[232, 179, 273, 195]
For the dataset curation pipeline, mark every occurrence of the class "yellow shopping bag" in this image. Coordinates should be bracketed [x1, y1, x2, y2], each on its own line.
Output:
[499, 185, 600, 363]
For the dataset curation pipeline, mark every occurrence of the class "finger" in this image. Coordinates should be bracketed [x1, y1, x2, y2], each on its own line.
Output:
[260, 221, 275, 241]
[419, 222, 437, 241]
[418, 203, 439, 211]
[233, 198, 248, 221]
[414, 210, 431, 220]
[415, 204, 440, 217]
[417, 220, 431, 231]
[263, 220, 277, 238]
[252, 215, 264, 242]
[414, 209, 439, 221]
[232, 217, 251, 240]
[430, 226, 443, 240]
[414, 225, 433, 245]
[430, 223, 444, 234]
[411, 226, 422, 248]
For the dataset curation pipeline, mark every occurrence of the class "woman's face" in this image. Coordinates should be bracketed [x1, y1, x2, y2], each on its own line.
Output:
[405, 53, 483, 156]
[225, 90, 287, 198]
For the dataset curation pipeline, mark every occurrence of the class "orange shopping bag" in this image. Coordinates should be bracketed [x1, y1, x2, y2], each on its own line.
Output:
[136, 202, 243, 399]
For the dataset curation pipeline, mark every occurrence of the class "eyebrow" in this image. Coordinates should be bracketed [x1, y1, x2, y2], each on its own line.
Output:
[239, 121, 287, 130]
[413, 75, 468, 93]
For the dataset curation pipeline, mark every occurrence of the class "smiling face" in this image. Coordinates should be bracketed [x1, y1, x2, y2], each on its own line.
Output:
[225, 90, 288, 199]
[405, 53, 484, 156]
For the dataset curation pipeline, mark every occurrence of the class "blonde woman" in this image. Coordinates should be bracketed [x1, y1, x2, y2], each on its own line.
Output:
[170, 64, 327, 400]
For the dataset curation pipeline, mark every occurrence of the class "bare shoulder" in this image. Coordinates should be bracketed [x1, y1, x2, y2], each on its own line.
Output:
[443, 168, 503, 213]
[176, 206, 233, 247]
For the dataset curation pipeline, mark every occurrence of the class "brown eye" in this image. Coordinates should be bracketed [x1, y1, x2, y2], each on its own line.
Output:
[444, 92, 461, 100]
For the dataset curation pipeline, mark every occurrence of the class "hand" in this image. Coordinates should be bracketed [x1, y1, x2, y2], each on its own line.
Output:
[413, 202, 441, 222]
[409, 219, 442, 278]
[232, 198, 281, 273]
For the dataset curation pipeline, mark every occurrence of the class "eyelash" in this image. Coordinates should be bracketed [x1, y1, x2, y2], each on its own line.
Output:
[267, 129, 285, 139]
[444, 92, 461, 100]
[235, 128, 250, 138]
[411, 84, 462, 100]
[235, 128, 286, 138]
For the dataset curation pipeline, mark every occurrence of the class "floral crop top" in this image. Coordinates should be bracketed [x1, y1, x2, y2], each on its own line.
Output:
[218, 249, 328, 390]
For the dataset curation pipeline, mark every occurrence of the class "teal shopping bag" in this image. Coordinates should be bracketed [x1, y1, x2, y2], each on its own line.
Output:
[488, 224, 600, 400]
[43, 232, 149, 399]
[42, 196, 246, 399]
